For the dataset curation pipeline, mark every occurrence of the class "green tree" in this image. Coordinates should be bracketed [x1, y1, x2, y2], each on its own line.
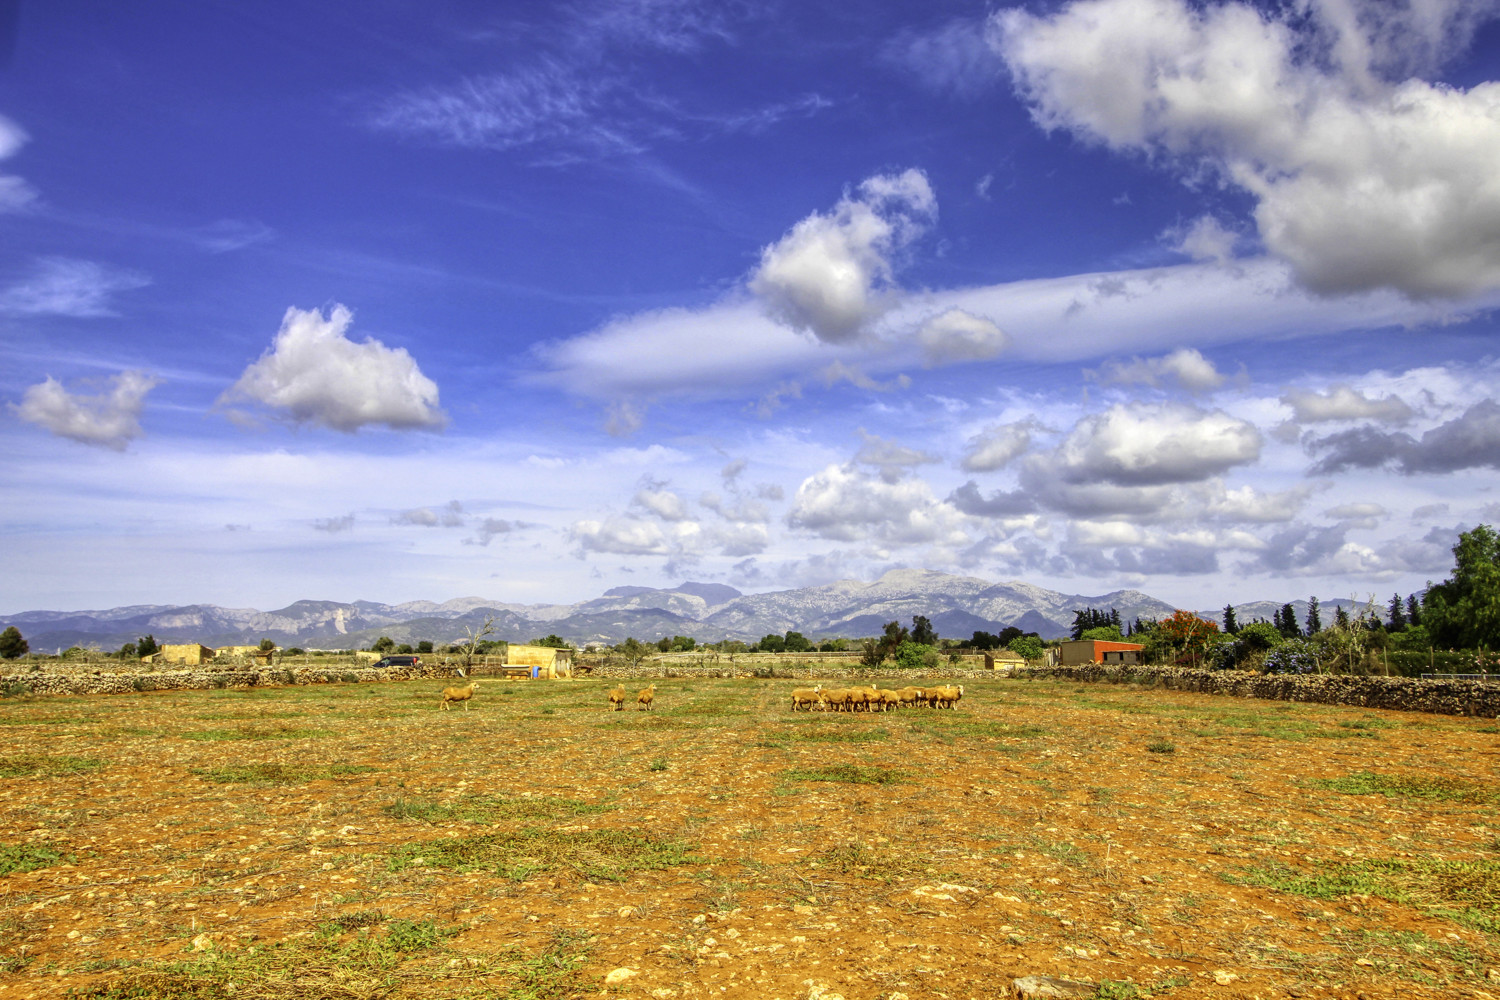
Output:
[416, 640, 433, 654]
[1422, 524, 1500, 649]
[1273, 604, 1300, 639]
[615, 637, 649, 666]
[372, 636, 396, 653]
[968, 630, 1000, 650]
[860, 638, 884, 666]
[1008, 635, 1044, 661]
[1080, 624, 1124, 642]
[117, 641, 137, 660]
[532, 634, 573, 649]
[1221, 604, 1239, 635]
[0, 626, 28, 660]
[782, 631, 812, 652]
[910, 615, 937, 646]
[1305, 596, 1322, 635]
[1386, 592, 1407, 632]
[136, 634, 159, 659]
[258, 638, 277, 652]
[756, 633, 786, 653]
[396, 644, 414, 654]
[876, 620, 909, 662]
[894, 640, 937, 669]
[1406, 593, 1422, 627]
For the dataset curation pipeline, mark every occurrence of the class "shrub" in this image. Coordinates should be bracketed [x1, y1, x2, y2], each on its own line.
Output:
[1264, 638, 1319, 674]
[893, 641, 939, 669]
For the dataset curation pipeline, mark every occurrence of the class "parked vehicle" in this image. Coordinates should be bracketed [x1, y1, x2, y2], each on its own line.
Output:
[372, 654, 421, 669]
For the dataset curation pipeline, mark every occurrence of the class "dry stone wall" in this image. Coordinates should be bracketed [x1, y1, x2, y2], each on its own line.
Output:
[0, 664, 426, 698]
[1017, 664, 1500, 718]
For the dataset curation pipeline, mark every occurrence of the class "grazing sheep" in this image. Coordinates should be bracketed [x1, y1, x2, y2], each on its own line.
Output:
[790, 685, 823, 711]
[873, 688, 900, 712]
[608, 684, 627, 711]
[637, 684, 656, 710]
[440, 680, 480, 711]
[932, 684, 964, 709]
[896, 686, 924, 709]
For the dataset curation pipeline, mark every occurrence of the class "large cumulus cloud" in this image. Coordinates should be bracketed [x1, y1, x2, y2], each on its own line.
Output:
[994, 0, 1500, 299]
[220, 305, 446, 432]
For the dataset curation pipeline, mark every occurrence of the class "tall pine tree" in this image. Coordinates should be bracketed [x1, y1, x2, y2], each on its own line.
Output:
[1387, 592, 1407, 631]
[1305, 596, 1322, 635]
[1222, 604, 1239, 634]
[1406, 593, 1422, 627]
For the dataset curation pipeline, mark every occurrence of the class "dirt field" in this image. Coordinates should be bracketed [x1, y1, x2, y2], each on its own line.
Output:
[0, 676, 1496, 999]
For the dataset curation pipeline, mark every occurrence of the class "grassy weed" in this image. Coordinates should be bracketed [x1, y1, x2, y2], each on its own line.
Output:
[783, 764, 907, 785]
[1227, 857, 1500, 932]
[0, 754, 102, 778]
[193, 763, 374, 785]
[383, 794, 609, 824]
[1314, 771, 1496, 804]
[181, 724, 332, 741]
[0, 842, 64, 876]
[388, 826, 697, 882]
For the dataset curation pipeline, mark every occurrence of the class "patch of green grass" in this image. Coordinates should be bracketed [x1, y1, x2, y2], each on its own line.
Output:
[1146, 739, 1176, 754]
[1226, 857, 1500, 933]
[383, 794, 609, 824]
[193, 763, 374, 785]
[181, 724, 332, 741]
[648, 758, 668, 771]
[0, 754, 102, 778]
[783, 764, 907, 785]
[1314, 771, 1496, 804]
[494, 928, 593, 1000]
[388, 826, 697, 882]
[0, 842, 64, 876]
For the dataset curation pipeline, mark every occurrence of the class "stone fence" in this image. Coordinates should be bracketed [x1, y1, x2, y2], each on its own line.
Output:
[578, 663, 1002, 681]
[1014, 664, 1500, 718]
[0, 663, 429, 698]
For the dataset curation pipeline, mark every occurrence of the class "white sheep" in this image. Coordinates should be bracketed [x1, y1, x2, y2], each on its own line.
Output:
[637, 684, 656, 710]
[608, 684, 627, 711]
[790, 684, 823, 711]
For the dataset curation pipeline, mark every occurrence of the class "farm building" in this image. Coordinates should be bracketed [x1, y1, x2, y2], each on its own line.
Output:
[985, 649, 1027, 669]
[1058, 640, 1144, 666]
[506, 644, 574, 679]
[215, 645, 275, 664]
[146, 644, 216, 666]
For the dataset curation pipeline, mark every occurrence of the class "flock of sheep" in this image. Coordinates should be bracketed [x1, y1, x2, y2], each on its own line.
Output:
[789, 683, 964, 712]
[438, 678, 965, 714]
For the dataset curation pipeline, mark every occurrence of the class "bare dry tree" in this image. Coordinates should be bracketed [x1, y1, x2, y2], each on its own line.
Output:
[460, 616, 496, 671]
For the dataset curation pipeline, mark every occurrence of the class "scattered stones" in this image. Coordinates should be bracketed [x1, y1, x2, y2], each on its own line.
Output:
[1212, 970, 1239, 985]
[604, 967, 638, 985]
[191, 932, 214, 952]
[1013, 974, 1096, 998]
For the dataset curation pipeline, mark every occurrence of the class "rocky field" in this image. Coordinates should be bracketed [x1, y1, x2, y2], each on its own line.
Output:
[0, 676, 1496, 999]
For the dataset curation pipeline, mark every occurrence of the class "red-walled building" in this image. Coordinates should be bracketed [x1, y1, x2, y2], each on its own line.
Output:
[1058, 639, 1144, 665]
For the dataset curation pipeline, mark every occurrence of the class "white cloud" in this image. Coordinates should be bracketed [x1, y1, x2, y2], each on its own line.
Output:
[916, 308, 1010, 365]
[751, 169, 936, 343]
[884, 17, 1005, 97]
[786, 463, 969, 547]
[995, 0, 1500, 299]
[854, 429, 940, 483]
[633, 487, 690, 521]
[1206, 483, 1312, 523]
[961, 418, 1042, 472]
[12, 371, 160, 451]
[1050, 402, 1262, 486]
[313, 514, 355, 533]
[394, 500, 465, 528]
[1281, 383, 1414, 423]
[1089, 347, 1226, 392]
[0, 258, 150, 317]
[0, 115, 36, 212]
[1166, 215, 1241, 265]
[569, 516, 673, 556]
[220, 304, 445, 433]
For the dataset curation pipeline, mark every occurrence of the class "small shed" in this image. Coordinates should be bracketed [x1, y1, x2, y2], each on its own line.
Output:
[505, 644, 575, 679]
[147, 644, 216, 666]
[1058, 640, 1144, 666]
[985, 649, 1028, 669]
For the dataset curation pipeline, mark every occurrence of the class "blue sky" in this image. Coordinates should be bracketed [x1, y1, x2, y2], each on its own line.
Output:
[4, 0, 1500, 615]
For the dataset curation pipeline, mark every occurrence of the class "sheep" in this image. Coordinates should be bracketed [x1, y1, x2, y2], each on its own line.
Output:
[790, 684, 823, 711]
[440, 680, 480, 711]
[637, 684, 656, 711]
[931, 684, 964, 710]
[896, 686, 924, 709]
[872, 688, 900, 712]
[608, 684, 627, 711]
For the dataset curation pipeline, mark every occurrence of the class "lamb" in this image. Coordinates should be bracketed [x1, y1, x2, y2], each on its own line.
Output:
[440, 680, 480, 711]
[790, 684, 823, 711]
[608, 684, 627, 711]
[637, 684, 656, 710]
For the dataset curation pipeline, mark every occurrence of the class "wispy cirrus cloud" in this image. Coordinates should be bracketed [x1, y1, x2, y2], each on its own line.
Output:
[0, 258, 150, 318]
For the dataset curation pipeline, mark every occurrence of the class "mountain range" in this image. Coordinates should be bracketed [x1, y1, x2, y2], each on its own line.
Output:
[2, 570, 1370, 654]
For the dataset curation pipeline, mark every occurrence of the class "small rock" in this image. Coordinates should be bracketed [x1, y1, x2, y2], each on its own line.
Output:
[1013, 975, 1095, 998]
[1212, 970, 1238, 985]
[191, 933, 214, 952]
[618, 906, 635, 918]
[604, 967, 638, 985]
